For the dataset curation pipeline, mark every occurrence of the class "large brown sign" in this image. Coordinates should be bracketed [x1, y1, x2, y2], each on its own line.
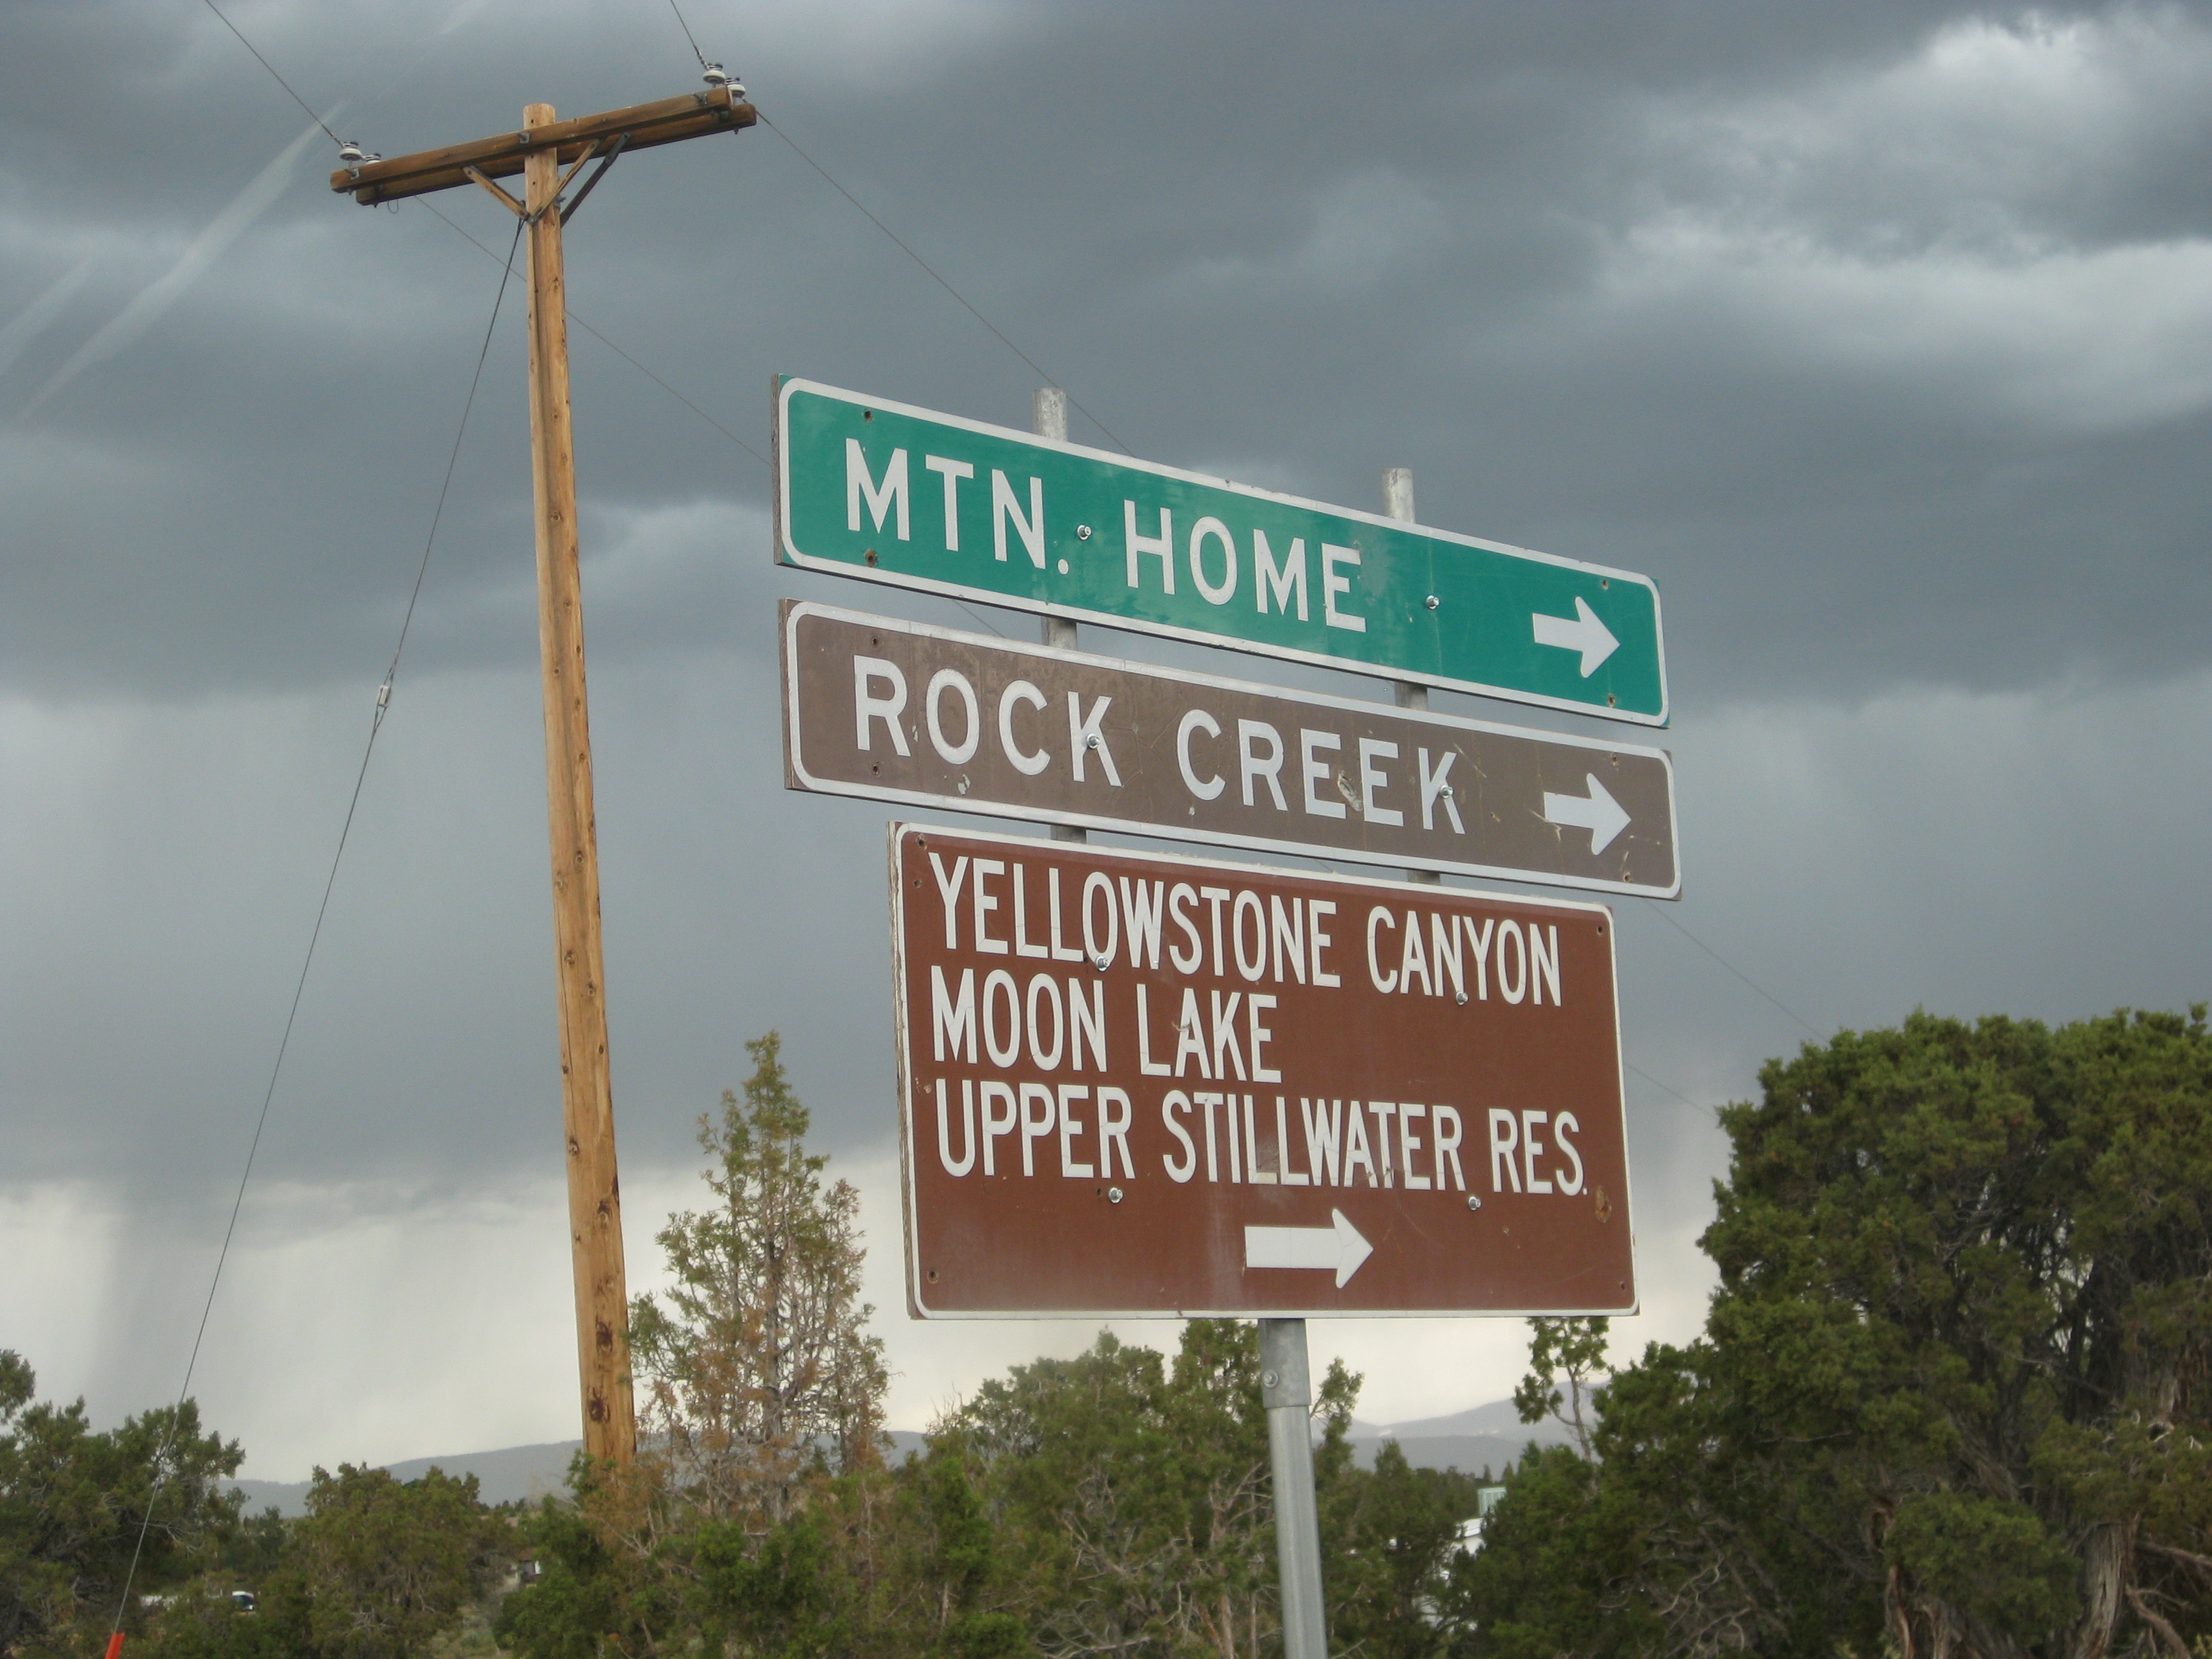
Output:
[888, 824, 1635, 1317]
[786, 601, 1679, 898]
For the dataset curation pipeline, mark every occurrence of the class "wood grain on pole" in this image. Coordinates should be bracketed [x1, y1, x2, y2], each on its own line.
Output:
[1382, 467, 1441, 886]
[524, 102, 636, 1464]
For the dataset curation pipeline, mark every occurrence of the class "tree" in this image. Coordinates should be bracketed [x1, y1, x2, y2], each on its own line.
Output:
[504, 1035, 890, 1659]
[629, 1031, 888, 1527]
[157, 1466, 506, 1659]
[1511, 1319, 1609, 1465]
[1323, 1439, 1488, 1659]
[1459, 1007, 2212, 1658]
[492, 1467, 676, 1659]
[956, 1320, 1358, 1659]
[285, 1464, 505, 1659]
[0, 1350, 241, 1656]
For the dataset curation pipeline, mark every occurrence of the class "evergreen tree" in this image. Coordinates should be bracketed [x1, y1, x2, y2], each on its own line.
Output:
[954, 1320, 1359, 1659]
[1458, 1007, 2212, 1658]
[1511, 1318, 1609, 1465]
[287, 1465, 505, 1659]
[629, 1031, 889, 1525]
[155, 1466, 507, 1659]
[0, 1350, 241, 1656]
[506, 1036, 890, 1658]
[1323, 1439, 1488, 1659]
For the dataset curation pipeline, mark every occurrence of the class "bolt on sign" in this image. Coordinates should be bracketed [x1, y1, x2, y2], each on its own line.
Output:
[887, 824, 1635, 1317]
[775, 377, 1668, 726]
[787, 602, 1681, 898]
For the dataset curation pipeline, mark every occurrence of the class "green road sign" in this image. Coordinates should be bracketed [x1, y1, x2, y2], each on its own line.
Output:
[773, 377, 1668, 725]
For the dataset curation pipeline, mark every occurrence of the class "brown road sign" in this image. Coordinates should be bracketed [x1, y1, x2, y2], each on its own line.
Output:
[887, 823, 1635, 1317]
[786, 601, 1680, 899]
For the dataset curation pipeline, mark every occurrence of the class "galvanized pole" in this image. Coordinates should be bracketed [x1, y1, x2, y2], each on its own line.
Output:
[1383, 466, 1439, 888]
[1034, 388, 1073, 654]
[1256, 470, 1422, 1657]
[1035, 387, 1085, 844]
[1261, 1318, 1329, 1659]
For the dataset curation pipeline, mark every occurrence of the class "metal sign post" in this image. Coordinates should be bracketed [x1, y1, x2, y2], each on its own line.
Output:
[1261, 1319, 1328, 1659]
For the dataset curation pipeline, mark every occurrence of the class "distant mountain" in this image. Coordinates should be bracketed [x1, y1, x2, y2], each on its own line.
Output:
[229, 1432, 933, 1517]
[227, 1408, 1554, 1516]
[230, 1441, 585, 1517]
[1344, 1399, 1576, 1479]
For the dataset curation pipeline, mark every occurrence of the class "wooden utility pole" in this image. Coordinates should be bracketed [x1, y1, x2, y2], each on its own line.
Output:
[517, 100, 634, 1465]
[333, 85, 756, 1463]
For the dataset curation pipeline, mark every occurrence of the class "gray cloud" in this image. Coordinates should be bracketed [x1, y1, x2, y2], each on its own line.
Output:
[5, 0, 2211, 1462]
[5, 1, 2211, 702]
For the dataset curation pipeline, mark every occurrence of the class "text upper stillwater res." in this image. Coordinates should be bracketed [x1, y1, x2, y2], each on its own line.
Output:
[917, 848, 1592, 1205]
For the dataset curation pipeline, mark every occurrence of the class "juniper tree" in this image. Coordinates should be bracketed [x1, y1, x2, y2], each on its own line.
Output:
[628, 1031, 888, 1527]
[1456, 1007, 2212, 1659]
[0, 1351, 241, 1655]
[1513, 1317, 1610, 1465]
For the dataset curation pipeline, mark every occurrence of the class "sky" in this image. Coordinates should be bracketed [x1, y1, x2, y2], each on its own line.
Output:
[3, 0, 2210, 1479]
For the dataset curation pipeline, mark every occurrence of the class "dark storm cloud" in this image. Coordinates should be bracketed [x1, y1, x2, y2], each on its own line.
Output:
[9, 0, 2212, 1458]
[4, 1, 2211, 706]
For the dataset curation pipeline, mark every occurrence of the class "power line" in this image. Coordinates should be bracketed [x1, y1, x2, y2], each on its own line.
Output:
[106, 214, 524, 1647]
[201, 0, 1128, 492]
[751, 108, 1134, 457]
[647, 12, 1820, 1072]
[382, 218, 527, 695]
[1625, 1063, 1722, 1122]
[665, 0, 711, 70]
[207, 0, 1757, 1342]
[413, 199, 769, 467]
[1638, 899, 1823, 1041]
[687, 21, 1145, 456]
[211, 0, 1804, 1044]
[198, 0, 342, 146]
[659, 9, 1136, 458]
[413, 201, 1013, 646]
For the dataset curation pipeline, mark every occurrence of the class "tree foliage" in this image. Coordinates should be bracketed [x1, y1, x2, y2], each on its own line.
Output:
[1324, 1439, 1490, 1659]
[499, 1035, 1492, 1658]
[629, 1030, 888, 1528]
[1460, 1006, 2212, 1659]
[502, 1317, 1475, 1659]
[152, 1465, 506, 1659]
[50, 1007, 2211, 1659]
[0, 1351, 241, 1656]
[1511, 1319, 1610, 1465]
[954, 1320, 1340, 1658]
[287, 1464, 506, 1658]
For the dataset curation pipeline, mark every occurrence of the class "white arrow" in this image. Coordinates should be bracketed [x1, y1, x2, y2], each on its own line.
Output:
[1244, 1209, 1374, 1288]
[1542, 773, 1633, 856]
[1531, 596, 1620, 677]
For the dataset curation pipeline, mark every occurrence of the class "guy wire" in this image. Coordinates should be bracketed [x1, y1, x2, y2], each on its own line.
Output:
[104, 218, 525, 1645]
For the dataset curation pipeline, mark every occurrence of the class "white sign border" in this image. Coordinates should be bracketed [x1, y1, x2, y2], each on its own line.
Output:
[787, 600, 1683, 900]
[886, 820, 1639, 1322]
[774, 375, 1671, 729]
